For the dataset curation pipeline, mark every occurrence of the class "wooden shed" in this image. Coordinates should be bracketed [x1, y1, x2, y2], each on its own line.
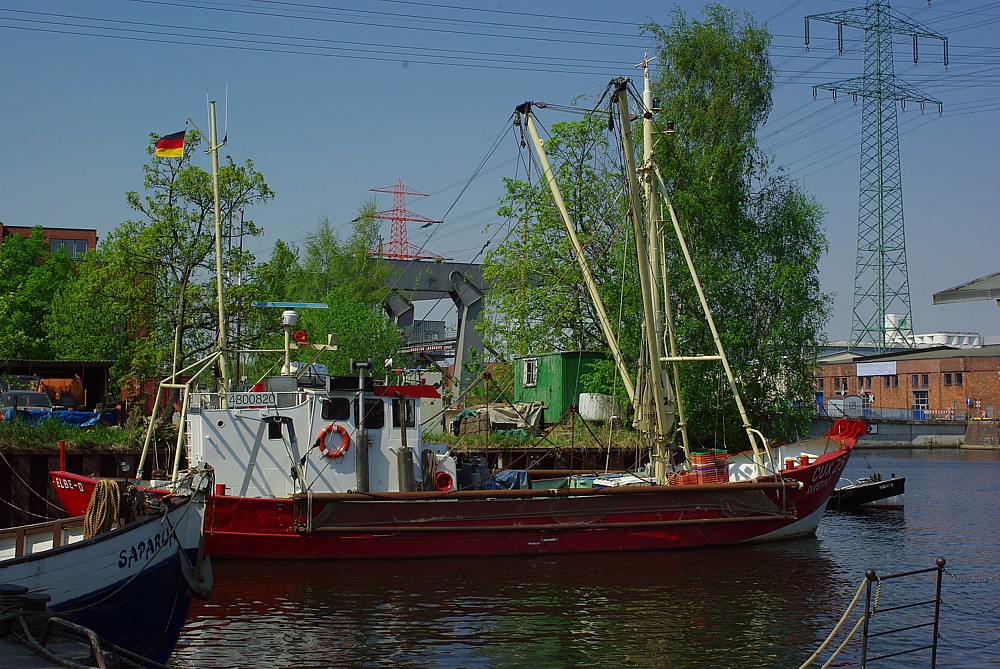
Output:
[513, 351, 607, 425]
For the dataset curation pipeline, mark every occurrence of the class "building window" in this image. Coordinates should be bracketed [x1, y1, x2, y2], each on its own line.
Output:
[922, 374, 929, 387]
[523, 358, 538, 388]
[50, 239, 89, 259]
[944, 373, 952, 386]
[884, 375, 890, 388]
[841, 377, 848, 392]
[956, 372, 963, 386]
[834, 377, 841, 391]
[911, 374, 919, 387]
[892, 375, 899, 387]
[865, 376, 872, 389]
[816, 378, 824, 390]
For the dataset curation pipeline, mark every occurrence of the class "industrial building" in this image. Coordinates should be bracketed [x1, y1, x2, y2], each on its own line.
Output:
[814, 346, 1000, 421]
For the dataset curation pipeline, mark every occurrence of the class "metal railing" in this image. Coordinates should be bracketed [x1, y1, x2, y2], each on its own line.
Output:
[861, 558, 945, 667]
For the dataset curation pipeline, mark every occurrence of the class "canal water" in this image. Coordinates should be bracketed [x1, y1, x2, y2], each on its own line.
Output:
[172, 449, 1000, 668]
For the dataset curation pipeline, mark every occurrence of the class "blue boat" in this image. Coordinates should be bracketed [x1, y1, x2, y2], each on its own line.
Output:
[0, 467, 212, 665]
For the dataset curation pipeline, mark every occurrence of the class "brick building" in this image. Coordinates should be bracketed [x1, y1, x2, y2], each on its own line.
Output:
[0, 222, 98, 259]
[814, 346, 1000, 420]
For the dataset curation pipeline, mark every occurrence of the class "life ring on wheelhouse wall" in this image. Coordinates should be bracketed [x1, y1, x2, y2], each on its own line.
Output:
[315, 423, 350, 459]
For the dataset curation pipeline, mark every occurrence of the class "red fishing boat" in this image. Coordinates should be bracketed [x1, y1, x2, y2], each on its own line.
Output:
[51, 61, 859, 560]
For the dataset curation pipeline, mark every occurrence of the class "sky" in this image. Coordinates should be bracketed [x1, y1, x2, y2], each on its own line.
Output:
[1, 0, 998, 344]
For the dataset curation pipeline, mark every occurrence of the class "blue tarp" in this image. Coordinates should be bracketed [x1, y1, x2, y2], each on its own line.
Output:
[493, 469, 532, 490]
[1, 408, 103, 427]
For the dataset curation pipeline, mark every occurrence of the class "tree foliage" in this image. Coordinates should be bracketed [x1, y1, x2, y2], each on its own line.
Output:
[113, 132, 274, 381]
[0, 228, 74, 359]
[249, 202, 402, 379]
[45, 237, 157, 382]
[646, 4, 828, 446]
[482, 114, 637, 363]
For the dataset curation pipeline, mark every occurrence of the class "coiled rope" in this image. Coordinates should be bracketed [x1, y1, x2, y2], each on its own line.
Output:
[83, 480, 121, 539]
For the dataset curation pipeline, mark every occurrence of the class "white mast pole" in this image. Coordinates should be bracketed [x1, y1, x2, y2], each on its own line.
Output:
[615, 80, 673, 483]
[208, 100, 231, 396]
[640, 59, 691, 465]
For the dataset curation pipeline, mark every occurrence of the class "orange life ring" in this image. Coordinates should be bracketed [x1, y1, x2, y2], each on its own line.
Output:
[315, 423, 350, 459]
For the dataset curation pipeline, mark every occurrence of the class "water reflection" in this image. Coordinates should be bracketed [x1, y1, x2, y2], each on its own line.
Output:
[173, 450, 1000, 668]
[175, 539, 855, 668]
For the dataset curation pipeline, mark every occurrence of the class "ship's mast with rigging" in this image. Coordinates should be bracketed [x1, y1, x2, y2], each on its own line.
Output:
[518, 58, 772, 479]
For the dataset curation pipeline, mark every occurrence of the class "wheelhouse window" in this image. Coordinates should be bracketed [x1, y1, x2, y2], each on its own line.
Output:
[355, 398, 385, 429]
[392, 398, 417, 428]
[322, 397, 351, 421]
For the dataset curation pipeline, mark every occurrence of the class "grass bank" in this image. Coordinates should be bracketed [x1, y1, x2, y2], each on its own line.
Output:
[0, 417, 158, 451]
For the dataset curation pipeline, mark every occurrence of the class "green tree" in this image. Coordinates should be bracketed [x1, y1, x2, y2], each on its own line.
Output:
[0, 228, 74, 359]
[646, 4, 828, 446]
[70, 132, 276, 408]
[485, 6, 827, 447]
[45, 239, 157, 382]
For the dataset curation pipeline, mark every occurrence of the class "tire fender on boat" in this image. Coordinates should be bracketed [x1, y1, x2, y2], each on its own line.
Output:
[315, 423, 350, 459]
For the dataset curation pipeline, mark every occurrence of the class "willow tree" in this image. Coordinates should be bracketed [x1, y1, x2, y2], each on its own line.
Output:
[647, 4, 828, 446]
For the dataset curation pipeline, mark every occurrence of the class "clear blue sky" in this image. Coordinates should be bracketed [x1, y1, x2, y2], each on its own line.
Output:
[1, 0, 997, 342]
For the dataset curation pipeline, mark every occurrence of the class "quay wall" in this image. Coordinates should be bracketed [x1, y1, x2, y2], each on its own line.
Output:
[0, 448, 145, 528]
[808, 417, 1000, 448]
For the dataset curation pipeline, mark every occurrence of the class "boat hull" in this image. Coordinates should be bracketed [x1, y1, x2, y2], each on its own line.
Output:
[52, 439, 853, 561]
[0, 497, 208, 664]
[199, 444, 850, 560]
[827, 476, 905, 510]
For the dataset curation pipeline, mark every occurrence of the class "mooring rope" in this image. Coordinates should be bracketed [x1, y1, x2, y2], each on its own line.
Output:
[799, 575, 872, 668]
[83, 480, 121, 539]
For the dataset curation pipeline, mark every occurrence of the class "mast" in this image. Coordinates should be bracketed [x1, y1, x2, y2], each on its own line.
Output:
[613, 78, 674, 484]
[639, 59, 692, 464]
[208, 101, 231, 394]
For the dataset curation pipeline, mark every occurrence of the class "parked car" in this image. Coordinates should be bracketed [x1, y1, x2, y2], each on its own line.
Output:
[0, 390, 54, 411]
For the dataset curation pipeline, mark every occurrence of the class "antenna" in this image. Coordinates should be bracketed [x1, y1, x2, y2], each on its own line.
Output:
[252, 302, 334, 377]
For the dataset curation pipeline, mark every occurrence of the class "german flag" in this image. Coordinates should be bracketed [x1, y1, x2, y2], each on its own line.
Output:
[154, 131, 185, 158]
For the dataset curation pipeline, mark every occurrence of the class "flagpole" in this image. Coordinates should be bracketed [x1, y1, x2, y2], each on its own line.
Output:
[208, 100, 231, 395]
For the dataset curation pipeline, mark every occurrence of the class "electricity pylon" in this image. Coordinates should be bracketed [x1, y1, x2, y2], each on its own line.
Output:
[806, 1, 947, 352]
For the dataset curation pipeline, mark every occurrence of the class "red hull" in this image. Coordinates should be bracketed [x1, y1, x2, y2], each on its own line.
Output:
[51, 444, 851, 560]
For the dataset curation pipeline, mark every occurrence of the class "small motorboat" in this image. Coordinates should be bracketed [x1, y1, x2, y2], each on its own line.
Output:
[827, 472, 905, 510]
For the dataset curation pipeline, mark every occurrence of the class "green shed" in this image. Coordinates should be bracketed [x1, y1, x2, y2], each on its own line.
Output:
[513, 351, 607, 425]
